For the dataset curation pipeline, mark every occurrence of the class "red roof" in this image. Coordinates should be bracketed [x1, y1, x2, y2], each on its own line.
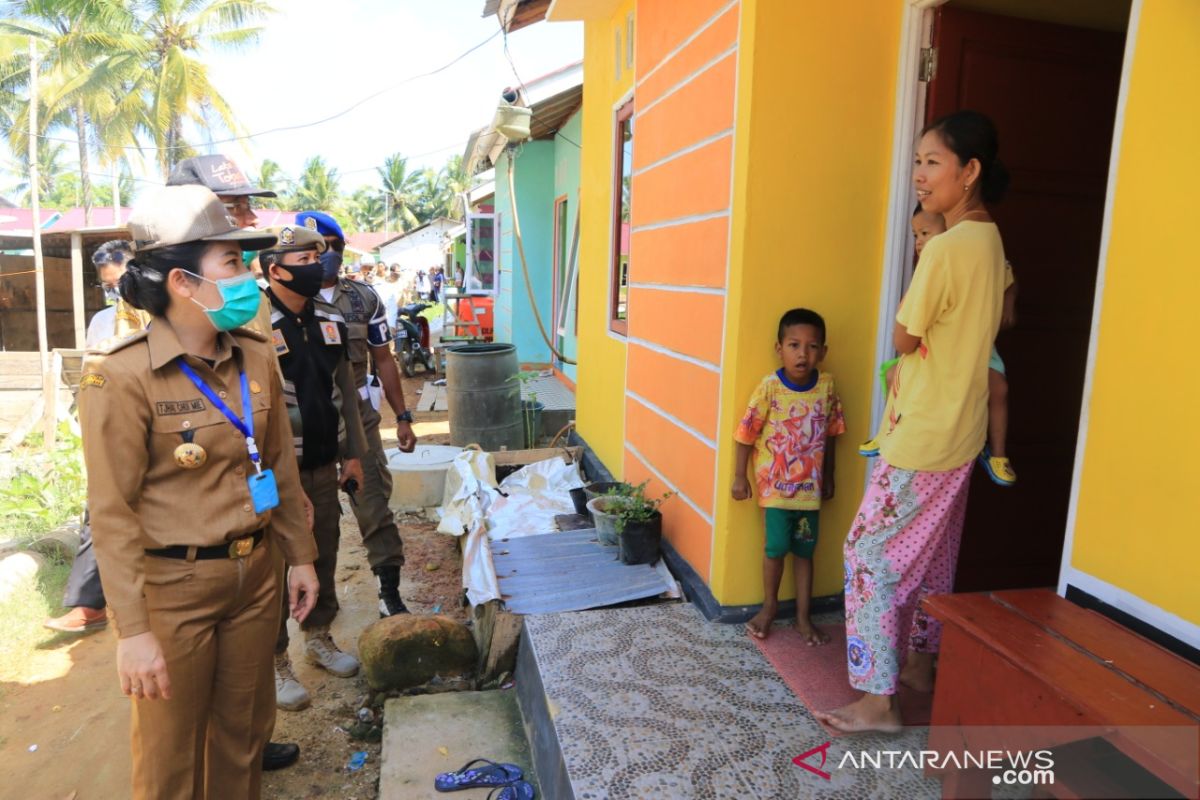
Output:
[347, 232, 390, 253]
[46, 207, 134, 232]
[0, 208, 60, 232]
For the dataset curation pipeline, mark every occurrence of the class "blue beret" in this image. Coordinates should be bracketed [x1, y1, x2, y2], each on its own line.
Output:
[295, 210, 345, 241]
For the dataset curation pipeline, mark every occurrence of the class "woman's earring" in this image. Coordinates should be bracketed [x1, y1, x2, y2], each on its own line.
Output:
[964, 183, 971, 192]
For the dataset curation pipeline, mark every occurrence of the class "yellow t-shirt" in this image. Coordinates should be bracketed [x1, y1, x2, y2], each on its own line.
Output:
[734, 370, 846, 510]
[878, 221, 1005, 471]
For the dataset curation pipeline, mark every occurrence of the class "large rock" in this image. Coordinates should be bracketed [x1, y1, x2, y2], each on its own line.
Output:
[358, 614, 478, 691]
[0, 551, 44, 604]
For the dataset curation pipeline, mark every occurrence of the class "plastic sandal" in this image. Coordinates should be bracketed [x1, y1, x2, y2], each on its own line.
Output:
[978, 446, 1017, 486]
[435, 759, 524, 792]
[488, 781, 536, 800]
[858, 437, 880, 457]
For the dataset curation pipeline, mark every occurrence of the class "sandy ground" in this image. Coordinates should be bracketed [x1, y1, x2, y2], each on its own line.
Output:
[0, 374, 460, 800]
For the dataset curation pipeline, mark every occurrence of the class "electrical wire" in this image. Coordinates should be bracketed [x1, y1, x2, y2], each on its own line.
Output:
[29, 30, 502, 152]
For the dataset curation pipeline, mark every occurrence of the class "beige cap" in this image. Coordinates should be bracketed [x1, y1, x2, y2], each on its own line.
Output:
[256, 224, 327, 254]
[129, 185, 278, 252]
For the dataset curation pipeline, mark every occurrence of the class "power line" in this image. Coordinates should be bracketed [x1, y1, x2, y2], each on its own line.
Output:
[28, 29, 502, 153]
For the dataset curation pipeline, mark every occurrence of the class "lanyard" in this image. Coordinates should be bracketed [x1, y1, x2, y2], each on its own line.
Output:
[177, 360, 262, 473]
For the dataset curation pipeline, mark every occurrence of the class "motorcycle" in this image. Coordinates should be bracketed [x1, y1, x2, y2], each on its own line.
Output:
[394, 302, 437, 377]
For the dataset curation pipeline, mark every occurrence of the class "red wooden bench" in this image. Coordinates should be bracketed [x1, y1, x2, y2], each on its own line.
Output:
[923, 589, 1200, 799]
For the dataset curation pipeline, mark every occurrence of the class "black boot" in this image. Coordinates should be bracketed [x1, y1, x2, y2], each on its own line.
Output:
[262, 741, 300, 771]
[375, 565, 409, 617]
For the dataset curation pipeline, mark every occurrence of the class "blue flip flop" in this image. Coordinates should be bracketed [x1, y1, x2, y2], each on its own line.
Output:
[435, 759, 524, 792]
[488, 780, 536, 800]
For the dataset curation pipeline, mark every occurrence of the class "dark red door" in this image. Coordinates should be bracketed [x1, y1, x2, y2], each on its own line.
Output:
[925, 5, 1126, 591]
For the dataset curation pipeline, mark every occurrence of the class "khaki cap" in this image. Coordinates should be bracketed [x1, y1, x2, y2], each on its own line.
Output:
[129, 185, 278, 252]
[256, 224, 328, 254]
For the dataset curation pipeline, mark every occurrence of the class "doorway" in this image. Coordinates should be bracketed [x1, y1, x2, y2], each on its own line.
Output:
[887, 0, 1130, 591]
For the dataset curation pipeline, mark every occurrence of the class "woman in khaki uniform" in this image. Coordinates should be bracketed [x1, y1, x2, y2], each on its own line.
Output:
[79, 185, 320, 799]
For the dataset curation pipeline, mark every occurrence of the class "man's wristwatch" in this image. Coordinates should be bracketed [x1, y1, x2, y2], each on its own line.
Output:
[397, 410, 414, 424]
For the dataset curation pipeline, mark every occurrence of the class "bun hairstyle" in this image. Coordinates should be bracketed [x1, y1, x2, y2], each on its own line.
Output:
[118, 241, 210, 316]
[923, 110, 1010, 204]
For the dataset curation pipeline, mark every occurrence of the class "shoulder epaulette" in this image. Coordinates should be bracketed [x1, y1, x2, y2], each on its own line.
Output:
[88, 328, 150, 356]
[232, 325, 269, 343]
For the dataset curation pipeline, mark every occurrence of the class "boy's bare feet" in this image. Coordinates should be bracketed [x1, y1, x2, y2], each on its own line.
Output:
[814, 693, 903, 733]
[746, 605, 777, 639]
[898, 651, 935, 692]
[793, 617, 831, 646]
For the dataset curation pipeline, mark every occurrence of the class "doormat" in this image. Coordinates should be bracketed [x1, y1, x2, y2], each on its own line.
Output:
[750, 621, 933, 735]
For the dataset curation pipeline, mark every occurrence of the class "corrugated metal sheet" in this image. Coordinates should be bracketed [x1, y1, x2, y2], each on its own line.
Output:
[492, 529, 679, 615]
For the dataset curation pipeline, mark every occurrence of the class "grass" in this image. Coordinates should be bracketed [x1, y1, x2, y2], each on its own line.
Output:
[0, 555, 72, 686]
[0, 424, 86, 547]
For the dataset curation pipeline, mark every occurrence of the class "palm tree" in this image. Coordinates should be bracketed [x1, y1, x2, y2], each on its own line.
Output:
[4, 138, 69, 204]
[0, 0, 143, 224]
[292, 156, 341, 212]
[377, 153, 423, 231]
[255, 158, 288, 208]
[346, 187, 385, 233]
[129, 0, 275, 178]
[439, 154, 470, 220]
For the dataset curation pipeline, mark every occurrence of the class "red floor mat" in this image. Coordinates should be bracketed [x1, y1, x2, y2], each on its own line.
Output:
[750, 621, 933, 735]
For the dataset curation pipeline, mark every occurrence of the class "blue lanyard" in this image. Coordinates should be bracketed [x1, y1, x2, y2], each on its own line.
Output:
[177, 360, 262, 472]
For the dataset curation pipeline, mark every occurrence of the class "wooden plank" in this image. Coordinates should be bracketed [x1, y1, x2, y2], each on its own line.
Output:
[489, 446, 582, 467]
[433, 386, 448, 411]
[995, 589, 1200, 715]
[415, 381, 437, 412]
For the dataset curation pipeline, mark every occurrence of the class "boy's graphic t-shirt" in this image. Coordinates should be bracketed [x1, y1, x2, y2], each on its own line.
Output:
[735, 370, 845, 510]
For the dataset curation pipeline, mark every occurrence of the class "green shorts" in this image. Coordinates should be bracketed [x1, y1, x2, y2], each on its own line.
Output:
[764, 508, 820, 559]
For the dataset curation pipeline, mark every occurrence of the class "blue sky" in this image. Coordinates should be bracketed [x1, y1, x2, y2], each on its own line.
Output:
[8, 0, 582, 203]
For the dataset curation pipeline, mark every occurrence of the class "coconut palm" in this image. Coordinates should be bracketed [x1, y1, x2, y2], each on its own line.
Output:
[0, 0, 143, 224]
[255, 158, 288, 208]
[128, 0, 274, 178]
[346, 187, 386, 234]
[377, 153, 423, 232]
[4, 138, 69, 204]
[438, 154, 470, 220]
[292, 156, 341, 213]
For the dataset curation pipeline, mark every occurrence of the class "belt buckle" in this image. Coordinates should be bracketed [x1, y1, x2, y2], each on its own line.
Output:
[229, 536, 253, 559]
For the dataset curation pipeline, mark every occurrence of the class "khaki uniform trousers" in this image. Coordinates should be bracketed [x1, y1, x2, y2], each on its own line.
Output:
[350, 398, 405, 569]
[132, 539, 278, 800]
[277, 461, 341, 652]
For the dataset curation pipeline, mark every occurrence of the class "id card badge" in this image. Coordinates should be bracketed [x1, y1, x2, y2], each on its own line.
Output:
[248, 469, 280, 513]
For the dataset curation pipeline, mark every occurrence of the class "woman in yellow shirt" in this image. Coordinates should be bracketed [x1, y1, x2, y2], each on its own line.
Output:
[816, 111, 1008, 733]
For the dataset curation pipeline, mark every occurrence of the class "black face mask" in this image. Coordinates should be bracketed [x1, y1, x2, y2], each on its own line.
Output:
[319, 250, 343, 282]
[275, 261, 325, 298]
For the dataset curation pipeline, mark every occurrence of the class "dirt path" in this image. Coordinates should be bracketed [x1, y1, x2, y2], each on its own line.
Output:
[0, 375, 460, 800]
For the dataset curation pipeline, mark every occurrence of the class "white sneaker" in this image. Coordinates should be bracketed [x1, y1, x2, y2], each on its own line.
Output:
[274, 653, 311, 711]
[304, 628, 360, 678]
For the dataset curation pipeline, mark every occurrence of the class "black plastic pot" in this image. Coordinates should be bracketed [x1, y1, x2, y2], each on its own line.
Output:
[583, 481, 628, 505]
[569, 487, 589, 516]
[619, 511, 662, 565]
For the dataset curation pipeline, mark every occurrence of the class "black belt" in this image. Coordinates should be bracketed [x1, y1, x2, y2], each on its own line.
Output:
[145, 530, 265, 560]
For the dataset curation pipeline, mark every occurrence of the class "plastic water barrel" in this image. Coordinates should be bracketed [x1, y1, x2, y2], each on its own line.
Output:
[446, 343, 523, 451]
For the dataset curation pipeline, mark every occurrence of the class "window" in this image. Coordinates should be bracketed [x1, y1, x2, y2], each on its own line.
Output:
[464, 211, 497, 295]
[610, 99, 633, 335]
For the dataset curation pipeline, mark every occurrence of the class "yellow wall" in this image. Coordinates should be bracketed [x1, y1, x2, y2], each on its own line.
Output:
[572, 0, 636, 476]
[1071, 0, 1200, 626]
[710, 0, 905, 605]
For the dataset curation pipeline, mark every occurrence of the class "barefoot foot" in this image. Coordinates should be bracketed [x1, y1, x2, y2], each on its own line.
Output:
[793, 617, 831, 646]
[746, 606, 777, 640]
[899, 651, 935, 693]
[813, 694, 903, 734]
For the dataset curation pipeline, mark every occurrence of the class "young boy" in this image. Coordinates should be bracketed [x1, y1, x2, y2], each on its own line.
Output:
[861, 206, 1019, 485]
[733, 308, 845, 644]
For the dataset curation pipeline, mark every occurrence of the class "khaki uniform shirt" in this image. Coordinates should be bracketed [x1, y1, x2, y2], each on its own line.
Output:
[322, 280, 391, 392]
[78, 318, 318, 638]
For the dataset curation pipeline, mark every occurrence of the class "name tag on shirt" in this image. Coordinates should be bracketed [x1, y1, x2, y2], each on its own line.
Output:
[272, 329, 289, 356]
[321, 322, 342, 345]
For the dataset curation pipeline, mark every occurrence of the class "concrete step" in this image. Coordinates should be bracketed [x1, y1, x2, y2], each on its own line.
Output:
[381, 690, 539, 800]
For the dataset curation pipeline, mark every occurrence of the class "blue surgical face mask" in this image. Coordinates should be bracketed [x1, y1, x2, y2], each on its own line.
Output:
[319, 249, 343, 283]
[183, 270, 262, 331]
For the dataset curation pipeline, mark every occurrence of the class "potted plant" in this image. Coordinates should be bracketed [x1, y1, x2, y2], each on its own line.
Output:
[508, 371, 544, 449]
[606, 481, 674, 565]
[585, 495, 629, 547]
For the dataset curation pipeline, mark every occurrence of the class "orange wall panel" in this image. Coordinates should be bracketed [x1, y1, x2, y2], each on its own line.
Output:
[625, 449, 714, 580]
[629, 217, 729, 288]
[634, 53, 737, 170]
[630, 136, 732, 227]
[627, 343, 720, 441]
[638, 5, 739, 108]
[627, 287, 725, 366]
[624, 395, 716, 514]
[637, 0, 736, 76]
